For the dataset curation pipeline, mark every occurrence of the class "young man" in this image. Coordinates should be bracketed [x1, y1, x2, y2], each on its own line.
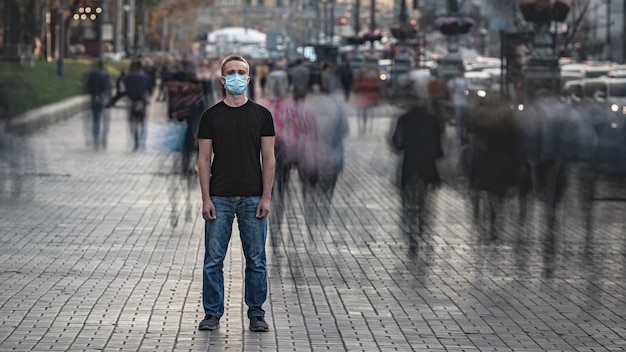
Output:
[85, 60, 111, 148]
[107, 60, 152, 150]
[196, 54, 276, 332]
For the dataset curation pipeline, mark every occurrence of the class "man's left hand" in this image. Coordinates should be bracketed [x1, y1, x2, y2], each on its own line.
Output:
[256, 198, 271, 218]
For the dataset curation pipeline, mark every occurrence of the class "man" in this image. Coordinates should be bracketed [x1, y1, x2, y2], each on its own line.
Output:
[391, 98, 443, 233]
[288, 59, 310, 101]
[447, 66, 470, 144]
[336, 60, 354, 102]
[427, 69, 449, 133]
[85, 60, 111, 148]
[408, 63, 431, 101]
[107, 60, 152, 150]
[196, 54, 276, 332]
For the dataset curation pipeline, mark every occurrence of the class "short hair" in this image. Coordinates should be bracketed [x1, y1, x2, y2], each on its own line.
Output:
[220, 54, 249, 76]
[130, 60, 142, 71]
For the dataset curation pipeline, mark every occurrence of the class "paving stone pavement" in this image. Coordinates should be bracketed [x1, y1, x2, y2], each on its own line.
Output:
[0, 95, 625, 351]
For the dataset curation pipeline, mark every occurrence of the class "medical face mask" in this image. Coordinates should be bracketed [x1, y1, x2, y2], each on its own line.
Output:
[224, 74, 248, 96]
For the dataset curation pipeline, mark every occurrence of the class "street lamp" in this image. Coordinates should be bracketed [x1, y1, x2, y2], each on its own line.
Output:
[99, 0, 108, 62]
[58, 0, 67, 76]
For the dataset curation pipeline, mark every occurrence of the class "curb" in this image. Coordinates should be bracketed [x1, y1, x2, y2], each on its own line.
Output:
[1, 95, 90, 135]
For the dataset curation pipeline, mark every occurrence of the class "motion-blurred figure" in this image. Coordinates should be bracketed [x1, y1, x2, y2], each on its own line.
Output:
[391, 99, 443, 233]
[85, 60, 112, 148]
[289, 59, 310, 101]
[427, 69, 449, 133]
[107, 60, 152, 150]
[336, 61, 354, 102]
[303, 93, 349, 224]
[260, 64, 294, 230]
[448, 66, 469, 144]
[353, 68, 381, 135]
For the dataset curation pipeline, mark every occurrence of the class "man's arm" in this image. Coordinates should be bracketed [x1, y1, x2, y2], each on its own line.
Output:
[198, 138, 215, 220]
[256, 136, 276, 219]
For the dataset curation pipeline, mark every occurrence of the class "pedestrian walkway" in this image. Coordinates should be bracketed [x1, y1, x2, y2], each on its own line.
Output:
[0, 95, 625, 351]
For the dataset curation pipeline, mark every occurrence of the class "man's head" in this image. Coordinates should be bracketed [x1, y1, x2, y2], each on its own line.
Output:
[220, 55, 250, 96]
[220, 55, 249, 77]
[130, 60, 142, 72]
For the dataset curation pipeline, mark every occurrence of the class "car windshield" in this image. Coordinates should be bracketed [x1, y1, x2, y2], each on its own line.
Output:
[585, 68, 611, 78]
[467, 76, 490, 87]
[609, 82, 626, 97]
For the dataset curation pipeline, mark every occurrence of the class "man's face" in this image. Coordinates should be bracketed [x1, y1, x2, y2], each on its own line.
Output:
[220, 60, 249, 89]
[221, 60, 249, 81]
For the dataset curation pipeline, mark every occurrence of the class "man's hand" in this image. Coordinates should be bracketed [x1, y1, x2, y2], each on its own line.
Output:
[256, 198, 271, 219]
[202, 199, 216, 220]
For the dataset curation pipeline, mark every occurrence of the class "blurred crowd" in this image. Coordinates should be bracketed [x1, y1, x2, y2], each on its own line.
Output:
[80, 53, 626, 240]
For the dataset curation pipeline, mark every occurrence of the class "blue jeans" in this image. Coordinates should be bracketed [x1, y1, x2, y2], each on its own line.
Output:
[202, 196, 267, 318]
[91, 104, 110, 145]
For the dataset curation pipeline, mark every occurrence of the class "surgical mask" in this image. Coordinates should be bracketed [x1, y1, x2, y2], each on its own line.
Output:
[224, 74, 248, 96]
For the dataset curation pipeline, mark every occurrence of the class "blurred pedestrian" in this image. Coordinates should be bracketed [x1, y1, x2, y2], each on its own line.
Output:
[85, 59, 112, 149]
[289, 59, 310, 101]
[336, 61, 354, 102]
[167, 66, 205, 174]
[259, 64, 294, 230]
[196, 54, 276, 333]
[305, 93, 349, 208]
[408, 63, 430, 100]
[353, 68, 381, 135]
[390, 98, 443, 233]
[255, 59, 270, 97]
[319, 61, 334, 94]
[157, 62, 171, 101]
[115, 70, 126, 94]
[107, 60, 152, 150]
[448, 66, 470, 144]
[427, 69, 449, 133]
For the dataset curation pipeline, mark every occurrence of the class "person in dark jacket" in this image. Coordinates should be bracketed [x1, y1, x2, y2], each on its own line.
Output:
[391, 99, 443, 233]
[107, 60, 152, 150]
[85, 60, 112, 149]
[337, 61, 354, 102]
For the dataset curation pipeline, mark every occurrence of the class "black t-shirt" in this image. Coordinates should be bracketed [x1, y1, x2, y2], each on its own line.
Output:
[197, 100, 275, 196]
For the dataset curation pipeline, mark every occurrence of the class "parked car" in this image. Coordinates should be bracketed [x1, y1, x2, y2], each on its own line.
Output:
[464, 71, 492, 101]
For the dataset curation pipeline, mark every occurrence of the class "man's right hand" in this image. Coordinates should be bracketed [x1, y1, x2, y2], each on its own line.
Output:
[202, 200, 216, 220]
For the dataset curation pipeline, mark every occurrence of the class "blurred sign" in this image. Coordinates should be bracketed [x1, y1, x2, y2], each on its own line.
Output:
[102, 23, 113, 41]
[490, 16, 506, 31]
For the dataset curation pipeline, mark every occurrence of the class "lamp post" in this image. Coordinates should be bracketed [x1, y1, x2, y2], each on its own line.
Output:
[369, 0, 375, 33]
[57, 0, 67, 76]
[125, 0, 135, 57]
[434, 0, 468, 80]
[606, 0, 611, 61]
[99, 0, 108, 62]
[354, 0, 360, 35]
[519, 0, 569, 100]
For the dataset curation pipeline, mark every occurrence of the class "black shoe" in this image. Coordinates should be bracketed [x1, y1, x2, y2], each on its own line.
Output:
[249, 316, 269, 332]
[198, 315, 220, 331]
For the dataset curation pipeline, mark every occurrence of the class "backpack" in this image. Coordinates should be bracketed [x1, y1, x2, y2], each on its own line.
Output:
[86, 71, 106, 95]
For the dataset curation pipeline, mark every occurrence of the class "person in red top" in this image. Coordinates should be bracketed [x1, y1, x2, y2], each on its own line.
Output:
[353, 68, 381, 134]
